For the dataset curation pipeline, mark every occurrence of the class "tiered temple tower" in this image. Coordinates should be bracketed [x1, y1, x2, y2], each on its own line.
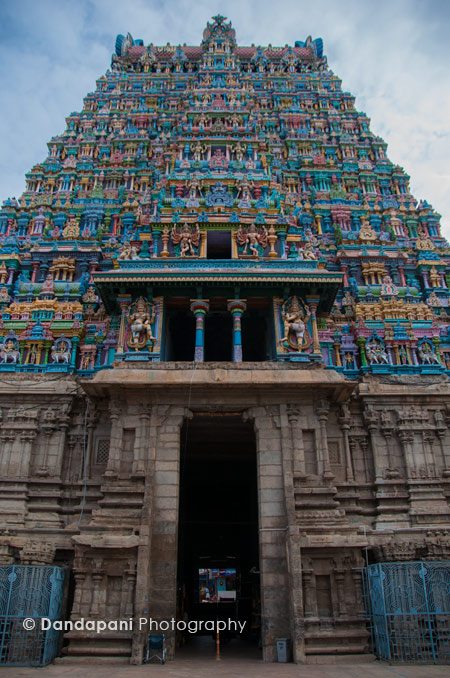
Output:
[0, 15, 449, 665]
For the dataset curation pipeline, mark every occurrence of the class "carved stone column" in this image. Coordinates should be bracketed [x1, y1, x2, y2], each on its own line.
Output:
[104, 399, 123, 477]
[315, 399, 334, 480]
[302, 569, 316, 617]
[116, 295, 132, 354]
[306, 298, 321, 354]
[339, 403, 354, 482]
[364, 405, 384, 483]
[227, 299, 247, 362]
[333, 567, 347, 616]
[287, 405, 306, 477]
[0, 432, 15, 476]
[90, 567, 104, 617]
[144, 406, 190, 661]
[190, 299, 209, 362]
[120, 562, 136, 617]
[351, 566, 365, 614]
[134, 404, 152, 476]
[398, 430, 416, 479]
[245, 406, 293, 662]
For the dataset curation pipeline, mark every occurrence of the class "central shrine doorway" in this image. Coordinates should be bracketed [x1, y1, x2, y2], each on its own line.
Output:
[176, 413, 261, 658]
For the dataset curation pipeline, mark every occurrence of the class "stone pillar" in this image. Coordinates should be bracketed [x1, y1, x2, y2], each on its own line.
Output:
[302, 568, 316, 617]
[339, 404, 355, 482]
[398, 430, 416, 479]
[307, 300, 321, 354]
[190, 299, 209, 362]
[120, 563, 137, 617]
[134, 404, 151, 476]
[364, 406, 385, 483]
[280, 404, 306, 663]
[287, 405, 306, 477]
[334, 567, 347, 616]
[116, 295, 132, 354]
[315, 399, 334, 480]
[104, 399, 122, 477]
[144, 406, 189, 660]
[227, 299, 247, 363]
[247, 406, 297, 662]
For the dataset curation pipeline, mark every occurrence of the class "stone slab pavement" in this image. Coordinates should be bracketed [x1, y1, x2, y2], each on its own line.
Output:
[1, 661, 447, 678]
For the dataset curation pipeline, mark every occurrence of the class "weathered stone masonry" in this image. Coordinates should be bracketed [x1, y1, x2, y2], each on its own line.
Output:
[0, 368, 449, 662]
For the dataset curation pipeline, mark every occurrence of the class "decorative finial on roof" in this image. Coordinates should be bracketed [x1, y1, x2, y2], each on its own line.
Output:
[202, 14, 236, 50]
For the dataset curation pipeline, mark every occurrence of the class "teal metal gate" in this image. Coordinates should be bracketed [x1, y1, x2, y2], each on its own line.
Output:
[365, 561, 450, 663]
[0, 565, 65, 666]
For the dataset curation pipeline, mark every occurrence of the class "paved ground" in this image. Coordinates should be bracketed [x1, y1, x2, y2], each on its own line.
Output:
[3, 661, 448, 677]
[2, 637, 447, 677]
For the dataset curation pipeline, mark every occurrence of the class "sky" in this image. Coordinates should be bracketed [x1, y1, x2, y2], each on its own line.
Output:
[1, 0, 449, 237]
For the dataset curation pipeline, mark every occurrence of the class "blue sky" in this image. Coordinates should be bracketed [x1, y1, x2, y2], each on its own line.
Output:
[1, 0, 449, 237]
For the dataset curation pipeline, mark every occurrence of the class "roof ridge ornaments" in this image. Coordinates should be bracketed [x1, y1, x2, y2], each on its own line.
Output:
[202, 15, 237, 52]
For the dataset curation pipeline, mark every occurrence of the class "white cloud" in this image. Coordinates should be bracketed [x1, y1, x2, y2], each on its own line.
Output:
[1, 0, 449, 237]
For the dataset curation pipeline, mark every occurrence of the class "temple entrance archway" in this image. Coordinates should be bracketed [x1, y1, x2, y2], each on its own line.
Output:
[176, 413, 261, 658]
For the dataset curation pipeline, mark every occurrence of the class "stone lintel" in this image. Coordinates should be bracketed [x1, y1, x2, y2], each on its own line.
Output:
[81, 365, 355, 402]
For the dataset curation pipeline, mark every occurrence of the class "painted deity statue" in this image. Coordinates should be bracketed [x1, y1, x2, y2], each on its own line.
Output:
[358, 219, 377, 242]
[50, 338, 71, 364]
[418, 341, 440, 365]
[171, 223, 201, 257]
[366, 338, 389, 364]
[429, 266, 441, 288]
[41, 274, 55, 295]
[127, 297, 156, 351]
[280, 296, 311, 352]
[231, 142, 246, 162]
[0, 337, 20, 364]
[192, 142, 206, 162]
[298, 241, 317, 260]
[237, 178, 253, 207]
[416, 226, 435, 251]
[62, 215, 80, 239]
[186, 179, 202, 207]
[118, 242, 139, 260]
[237, 223, 268, 256]
[380, 275, 398, 296]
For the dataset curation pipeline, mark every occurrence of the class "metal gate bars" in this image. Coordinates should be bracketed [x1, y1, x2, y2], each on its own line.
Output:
[364, 560, 450, 663]
[0, 565, 65, 666]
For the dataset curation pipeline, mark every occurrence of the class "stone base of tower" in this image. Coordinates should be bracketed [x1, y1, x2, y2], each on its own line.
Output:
[0, 368, 449, 664]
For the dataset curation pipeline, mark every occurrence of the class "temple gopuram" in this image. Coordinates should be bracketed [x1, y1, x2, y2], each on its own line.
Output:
[0, 15, 449, 667]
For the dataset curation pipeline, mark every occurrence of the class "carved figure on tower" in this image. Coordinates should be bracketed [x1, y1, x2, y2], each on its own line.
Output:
[279, 296, 311, 352]
[50, 338, 72, 364]
[171, 223, 201, 257]
[127, 297, 156, 351]
[0, 336, 20, 364]
[118, 242, 139, 260]
[418, 340, 441, 365]
[186, 179, 202, 207]
[380, 275, 398, 296]
[237, 223, 268, 256]
[366, 337, 389, 364]
[231, 142, 246, 162]
[192, 142, 206, 162]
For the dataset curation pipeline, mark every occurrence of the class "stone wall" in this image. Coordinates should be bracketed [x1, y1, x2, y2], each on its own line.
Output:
[0, 366, 449, 663]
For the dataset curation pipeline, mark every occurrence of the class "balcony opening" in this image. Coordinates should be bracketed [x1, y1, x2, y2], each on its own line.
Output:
[204, 312, 233, 361]
[165, 310, 195, 361]
[207, 231, 232, 259]
[242, 310, 272, 361]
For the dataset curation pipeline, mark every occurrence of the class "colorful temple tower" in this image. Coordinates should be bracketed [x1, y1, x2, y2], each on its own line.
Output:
[0, 16, 449, 666]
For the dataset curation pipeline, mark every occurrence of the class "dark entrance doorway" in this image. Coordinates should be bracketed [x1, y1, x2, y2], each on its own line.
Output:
[165, 309, 196, 361]
[204, 313, 233, 361]
[207, 231, 232, 259]
[177, 414, 261, 657]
